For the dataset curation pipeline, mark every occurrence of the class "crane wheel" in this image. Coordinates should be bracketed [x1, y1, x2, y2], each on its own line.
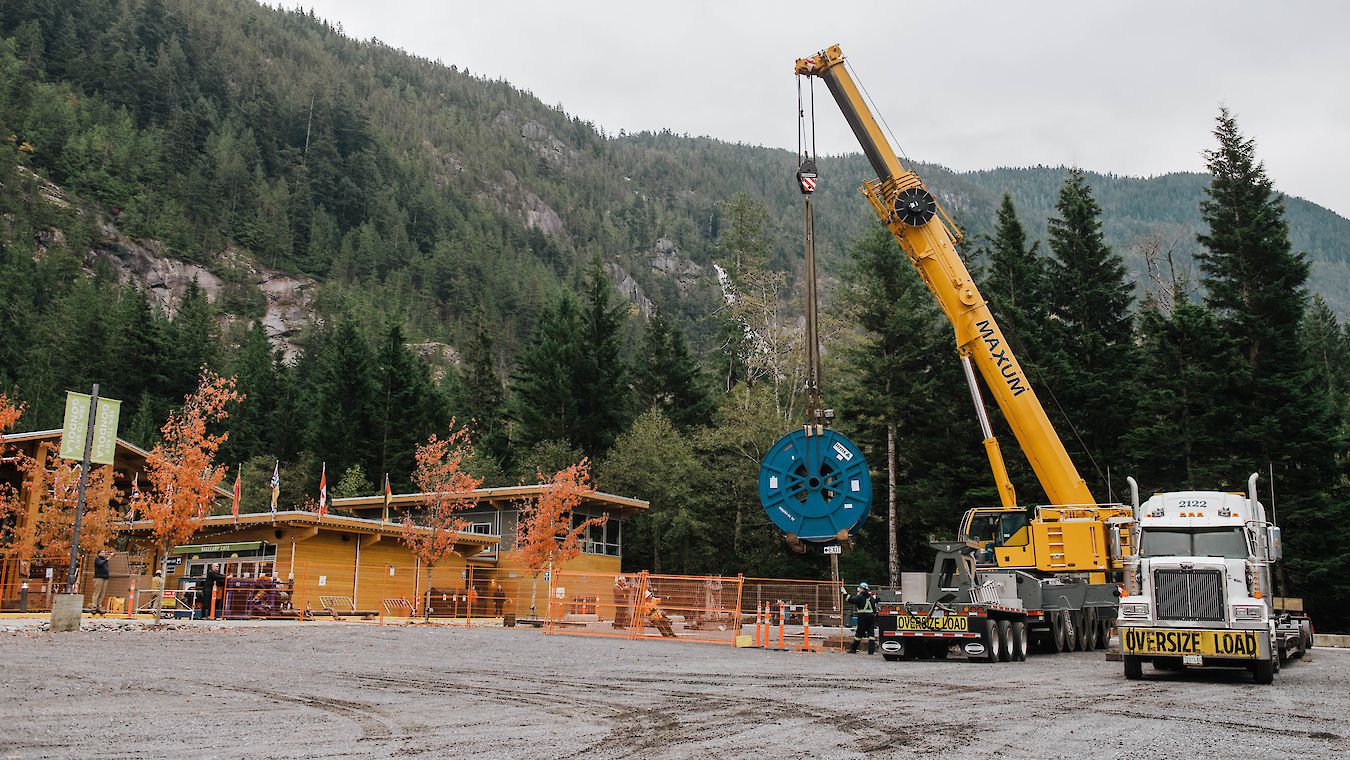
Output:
[997, 620, 1013, 662]
[1051, 612, 1068, 652]
[893, 187, 937, 226]
[1084, 609, 1100, 650]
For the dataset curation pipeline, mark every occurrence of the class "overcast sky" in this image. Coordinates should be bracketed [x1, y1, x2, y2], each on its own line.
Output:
[290, 1, 1350, 218]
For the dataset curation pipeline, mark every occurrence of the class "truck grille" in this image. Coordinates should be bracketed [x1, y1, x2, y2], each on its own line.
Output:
[1154, 568, 1225, 621]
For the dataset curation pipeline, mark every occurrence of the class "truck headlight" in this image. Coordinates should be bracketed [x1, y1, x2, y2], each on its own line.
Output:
[1119, 602, 1149, 619]
[1232, 604, 1265, 621]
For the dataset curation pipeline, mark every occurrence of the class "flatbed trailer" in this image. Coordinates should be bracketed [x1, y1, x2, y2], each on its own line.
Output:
[875, 542, 1119, 662]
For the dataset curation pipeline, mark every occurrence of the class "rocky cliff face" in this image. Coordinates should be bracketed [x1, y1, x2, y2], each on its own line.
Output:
[83, 218, 317, 360]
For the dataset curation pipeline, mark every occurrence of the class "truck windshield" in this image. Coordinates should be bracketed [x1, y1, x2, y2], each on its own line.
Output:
[1140, 528, 1248, 559]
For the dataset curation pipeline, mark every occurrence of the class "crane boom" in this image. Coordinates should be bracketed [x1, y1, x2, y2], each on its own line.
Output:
[795, 45, 1095, 508]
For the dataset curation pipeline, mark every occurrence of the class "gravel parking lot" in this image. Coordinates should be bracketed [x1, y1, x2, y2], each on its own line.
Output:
[1, 623, 1346, 759]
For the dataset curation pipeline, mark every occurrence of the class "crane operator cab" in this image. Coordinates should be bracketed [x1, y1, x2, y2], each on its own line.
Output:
[960, 507, 1031, 566]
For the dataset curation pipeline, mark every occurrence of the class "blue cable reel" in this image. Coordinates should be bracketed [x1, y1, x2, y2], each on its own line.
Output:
[758, 427, 872, 542]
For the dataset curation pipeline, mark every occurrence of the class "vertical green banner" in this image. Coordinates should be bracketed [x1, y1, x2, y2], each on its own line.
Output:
[59, 391, 121, 465]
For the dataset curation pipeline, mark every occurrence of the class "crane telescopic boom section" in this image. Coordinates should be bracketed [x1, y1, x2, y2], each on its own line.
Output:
[795, 45, 1095, 509]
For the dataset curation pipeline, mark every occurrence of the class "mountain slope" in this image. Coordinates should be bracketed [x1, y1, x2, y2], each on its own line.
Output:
[1, 0, 1346, 364]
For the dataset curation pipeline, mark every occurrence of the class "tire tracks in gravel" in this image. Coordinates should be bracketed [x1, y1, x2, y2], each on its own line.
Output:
[211, 683, 407, 755]
[340, 667, 925, 756]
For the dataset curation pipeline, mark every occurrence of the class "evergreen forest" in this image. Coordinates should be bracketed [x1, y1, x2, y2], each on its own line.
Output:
[0, 1, 1347, 628]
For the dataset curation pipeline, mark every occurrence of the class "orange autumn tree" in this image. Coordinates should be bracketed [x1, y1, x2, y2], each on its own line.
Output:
[135, 371, 242, 578]
[0, 394, 25, 551]
[0, 397, 118, 564]
[516, 460, 606, 616]
[401, 422, 482, 620]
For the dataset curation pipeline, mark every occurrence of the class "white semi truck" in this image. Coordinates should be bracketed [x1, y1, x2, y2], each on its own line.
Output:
[1117, 474, 1313, 684]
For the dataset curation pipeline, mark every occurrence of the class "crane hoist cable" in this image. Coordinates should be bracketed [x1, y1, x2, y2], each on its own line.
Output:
[759, 73, 873, 557]
[796, 74, 823, 425]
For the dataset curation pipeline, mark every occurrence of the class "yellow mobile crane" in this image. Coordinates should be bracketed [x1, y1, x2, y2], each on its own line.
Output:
[795, 45, 1133, 660]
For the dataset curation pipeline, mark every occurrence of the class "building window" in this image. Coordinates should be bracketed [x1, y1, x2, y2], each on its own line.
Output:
[580, 511, 621, 557]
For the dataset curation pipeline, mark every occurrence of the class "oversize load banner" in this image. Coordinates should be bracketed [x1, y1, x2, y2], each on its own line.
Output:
[1121, 627, 1261, 659]
[892, 613, 970, 632]
[59, 392, 121, 465]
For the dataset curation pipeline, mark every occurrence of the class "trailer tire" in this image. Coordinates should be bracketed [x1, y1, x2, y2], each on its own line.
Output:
[1011, 621, 1028, 661]
[997, 620, 1013, 662]
[981, 619, 1003, 662]
[1051, 612, 1068, 653]
[1071, 610, 1087, 651]
[1123, 654, 1143, 680]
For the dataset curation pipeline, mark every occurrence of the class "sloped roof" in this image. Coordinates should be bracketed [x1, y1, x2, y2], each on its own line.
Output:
[333, 484, 649, 516]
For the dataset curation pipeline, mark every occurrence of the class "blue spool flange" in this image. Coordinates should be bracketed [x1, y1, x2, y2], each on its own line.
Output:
[758, 428, 872, 541]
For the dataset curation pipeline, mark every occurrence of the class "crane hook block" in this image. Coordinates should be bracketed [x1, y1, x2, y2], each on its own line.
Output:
[797, 158, 818, 195]
[759, 428, 872, 541]
[894, 186, 937, 227]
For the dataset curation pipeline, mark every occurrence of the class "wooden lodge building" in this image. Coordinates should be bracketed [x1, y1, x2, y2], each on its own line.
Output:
[1, 429, 648, 617]
[119, 487, 647, 617]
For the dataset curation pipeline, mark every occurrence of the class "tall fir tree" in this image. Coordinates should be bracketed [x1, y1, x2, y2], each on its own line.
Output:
[1125, 293, 1244, 489]
[510, 293, 584, 453]
[574, 257, 632, 456]
[981, 193, 1051, 369]
[373, 320, 446, 490]
[838, 227, 991, 568]
[634, 310, 712, 430]
[306, 320, 379, 485]
[219, 320, 279, 466]
[1044, 168, 1137, 498]
[456, 306, 510, 466]
[164, 280, 219, 400]
[1196, 108, 1346, 625]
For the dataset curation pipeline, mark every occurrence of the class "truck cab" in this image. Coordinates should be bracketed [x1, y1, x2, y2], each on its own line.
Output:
[1117, 475, 1309, 684]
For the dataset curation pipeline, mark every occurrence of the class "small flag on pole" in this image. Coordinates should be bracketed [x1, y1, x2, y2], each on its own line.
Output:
[231, 466, 242, 522]
[270, 461, 280, 516]
[383, 473, 392, 523]
[318, 462, 328, 518]
[127, 472, 139, 521]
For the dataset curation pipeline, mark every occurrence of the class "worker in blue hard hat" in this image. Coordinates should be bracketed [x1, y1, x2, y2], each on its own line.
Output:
[842, 582, 879, 654]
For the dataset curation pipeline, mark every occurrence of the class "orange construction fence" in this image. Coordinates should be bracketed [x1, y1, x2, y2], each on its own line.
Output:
[544, 570, 745, 645]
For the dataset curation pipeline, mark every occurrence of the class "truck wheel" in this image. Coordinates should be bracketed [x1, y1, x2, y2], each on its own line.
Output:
[997, 620, 1013, 662]
[1124, 655, 1143, 680]
[981, 619, 1003, 662]
[1011, 621, 1028, 661]
[1071, 611, 1087, 651]
[1253, 652, 1275, 685]
[1084, 609, 1100, 650]
[1052, 612, 1068, 653]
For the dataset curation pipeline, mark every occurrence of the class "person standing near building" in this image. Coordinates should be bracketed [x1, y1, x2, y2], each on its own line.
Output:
[148, 570, 164, 617]
[90, 550, 112, 614]
[203, 563, 227, 619]
[842, 582, 879, 654]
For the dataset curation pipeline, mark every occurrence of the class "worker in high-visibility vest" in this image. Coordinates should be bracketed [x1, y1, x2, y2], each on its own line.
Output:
[842, 583, 879, 654]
